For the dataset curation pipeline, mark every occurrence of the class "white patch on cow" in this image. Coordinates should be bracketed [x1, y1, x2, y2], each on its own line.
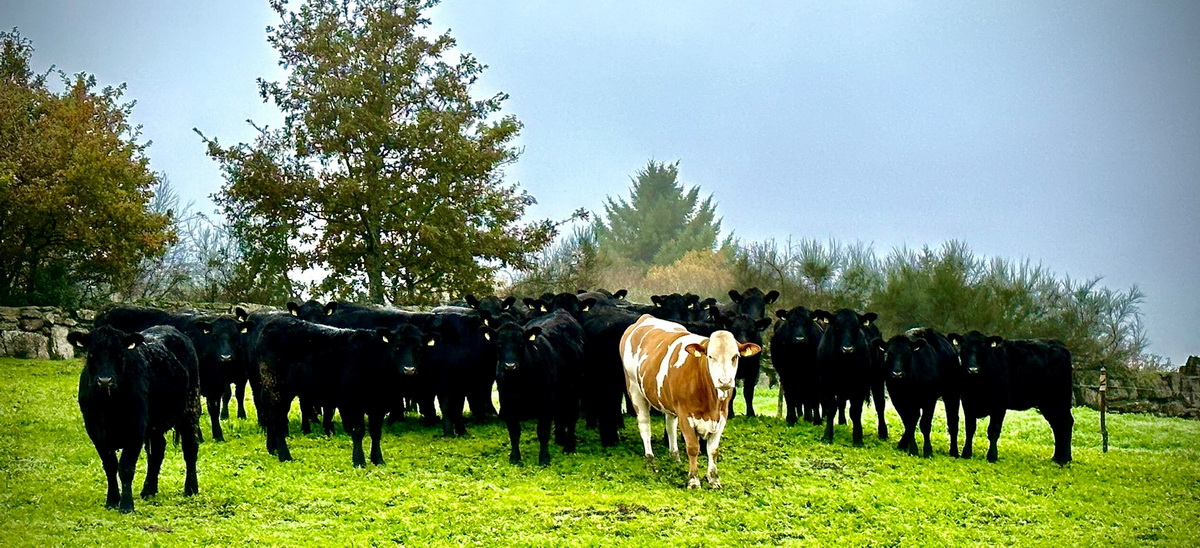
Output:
[688, 417, 721, 437]
[717, 389, 729, 400]
[638, 316, 689, 334]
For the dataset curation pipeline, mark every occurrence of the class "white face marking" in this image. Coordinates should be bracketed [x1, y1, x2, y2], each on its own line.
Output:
[704, 331, 741, 390]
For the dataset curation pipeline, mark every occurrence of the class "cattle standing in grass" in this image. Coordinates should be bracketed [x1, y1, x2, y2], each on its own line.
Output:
[621, 315, 761, 488]
[71, 325, 201, 513]
[875, 328, 959, 457]
[770, 307, 825, 426]
[483, 310, 583, 465]
[863, 315, 889, 440]
[578, 307, 642, 445]
[947, 331, 1073, 464]
[814, 309, 878, 446]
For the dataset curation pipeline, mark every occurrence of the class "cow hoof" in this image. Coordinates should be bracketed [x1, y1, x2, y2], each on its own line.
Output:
[987, 454, 998, 463]
[184, 483, 198, 497]
[707, 475, 721, 489]
[961, 449, 972, 459]
[119, 501, 134, 514]
[509, 455, 522, 465]
[950, 449, 960, 458]
[105, 496, 120, 509]
[686, 477, 701, 489]
[139, 489, 157, 500]
[539, 456, 551, 467]
[644, 455, 657, 471]
[214, 436, 225, 443]
[371, 457, 385, 466]
[354, 461, 366, 468]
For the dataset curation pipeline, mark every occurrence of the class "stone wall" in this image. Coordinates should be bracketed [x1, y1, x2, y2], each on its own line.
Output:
[0, 306, 93, 360]
[1075, 356, 1200, 419]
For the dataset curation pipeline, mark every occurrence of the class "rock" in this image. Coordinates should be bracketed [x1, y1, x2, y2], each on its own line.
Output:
[58, 317, 78, 328]
[19, 318, 46, 332]
[48, 326, 74, 360]
[76, 309, 96, 322]
[0, 330, 50, 360]
[19, 307, 41, 319]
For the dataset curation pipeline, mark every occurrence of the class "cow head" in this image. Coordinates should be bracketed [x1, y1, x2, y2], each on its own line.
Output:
[946, 331, 1005, 377]
[373, 324, 437, 378]
[193, 316, 243, 377]
[727, 287, 781, 321]
[686, 331, 761, 393]
[817, 309, 877, 357]
[522, 297, 550, 316]
[716, 311, 772, 346]
[481, 323, 542, 376]
[69, 326, 145, 394]
[874, 335, 928, 380]
[650, 293, 691, 322]
[465, 295, 517, 319]
[773, 306, 824, 347]
[286, 300, 336, 321]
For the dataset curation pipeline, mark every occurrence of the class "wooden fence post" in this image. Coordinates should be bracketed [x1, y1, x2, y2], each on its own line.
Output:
[1100, 366, 1108, 453]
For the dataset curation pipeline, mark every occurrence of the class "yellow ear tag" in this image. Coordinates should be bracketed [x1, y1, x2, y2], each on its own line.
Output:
[240, 327, 248, 334]
[290, 310, 298, 316]
[952, 340, 958, 346]
[742, 349, 754, 357]
[540, 306, 547, 312]
[528, 334, 537, 341]
[483, 333, 491, 341]
[325, 309, 333, 316]
[693, 350, 703, 358]
[127, 343, 136, 350]
[582, 306, 590, 312]
[990, 341, 999, 348]
[426, 339, 436, 347]
[381, 335, 389, 343]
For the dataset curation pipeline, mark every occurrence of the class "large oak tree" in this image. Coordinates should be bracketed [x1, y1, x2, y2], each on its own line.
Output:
[201, 0, 557, 304]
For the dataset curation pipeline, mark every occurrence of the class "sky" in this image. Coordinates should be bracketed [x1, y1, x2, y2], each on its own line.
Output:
[3, 1, 1197, 363]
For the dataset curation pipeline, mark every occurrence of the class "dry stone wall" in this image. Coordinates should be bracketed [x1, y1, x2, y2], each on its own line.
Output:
[1075, 356, 1200, 419]
[0, 306, 92, 360]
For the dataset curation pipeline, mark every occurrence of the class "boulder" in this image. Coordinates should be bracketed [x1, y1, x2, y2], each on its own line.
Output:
[0, 330, 49, 360]
[19, 318, 46, 332]
[48, 326, 74, 360]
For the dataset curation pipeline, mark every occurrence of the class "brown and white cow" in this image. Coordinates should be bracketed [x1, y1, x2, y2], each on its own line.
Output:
[620, 314, 762, 488]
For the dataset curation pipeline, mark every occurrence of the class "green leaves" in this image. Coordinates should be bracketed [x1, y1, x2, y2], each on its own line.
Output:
[203, 0, 550, 304]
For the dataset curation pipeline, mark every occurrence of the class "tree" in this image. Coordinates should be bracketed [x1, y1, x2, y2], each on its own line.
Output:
[0, 30, 172, 307]
[200, 0, 559, 305]
[594, 160, 725, 268]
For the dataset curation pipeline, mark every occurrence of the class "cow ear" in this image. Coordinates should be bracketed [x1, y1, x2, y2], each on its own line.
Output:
[235, 307, 249, 322]
[738, 343, 762, 357]
[324, 302, 338, 316]
[775, 309, 789, 320]
[521, 297, 536, 310]
[465, 295, 481, 308]
[986, 336, 1004, 348]
[947, 333, 962, 348]
[287, 301, 300, 316]
[425, 332, 440, 347]
[764, 290, 780, 304]
[684, 343, 705, 358]
[911, 338, 927, 353]
[479, 326, 494, 341]
[581, 298, 597, 312]
[375, 328, 392, 343]
[576, 289, 588, 295]
[728, 289, 743, 304]
[478, 310, 494, 327]
[501, 296, 516, 310]
[195, 320, 213, 334]
[67, 331, 90, 348]
[124, 333, 145, 350]
[524, 326, 542, 342]
[685, 294, 700, 306]
[614, 289, 628, 300]
[872, 338, 887, 353]
[238, 321, 255, 334]
[754, 317, 773, 331]
[863, 312, 878, 324]
[651, 295, 663, 306]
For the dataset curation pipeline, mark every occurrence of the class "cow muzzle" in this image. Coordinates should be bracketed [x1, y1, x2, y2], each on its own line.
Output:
[891, 371, 904, 379]
[794, 336, 806, 343]
[219, 354, 234, 363]
[403, 366, 417, 376]
[841, 345, 855, 354]
[97, 377, 114, 388]
[968, 367, 980, 375]
[504, 362, 518, 371]
[716, 377, 734, 390]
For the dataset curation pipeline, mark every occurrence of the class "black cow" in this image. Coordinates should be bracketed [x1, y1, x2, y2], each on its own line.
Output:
[71, 325, 201, 513]
[875, 328, 959, 457]
[947, 331, 1074, 464]
[483, 310, 583, 465]
[337, 324, 437, 467]
[770, 306, 826, 426]
[712, 310, 772, 417]
[724, 288, 781, 321]
[94, 305, 250, 442]
[578, 306, 643, 445]
[648, 293, 697, 322]
[863, 315, 888, 440]
[815, 309, 878, 445]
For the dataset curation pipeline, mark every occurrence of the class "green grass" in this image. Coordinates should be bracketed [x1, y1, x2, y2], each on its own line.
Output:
[1, 357, 1198, 546]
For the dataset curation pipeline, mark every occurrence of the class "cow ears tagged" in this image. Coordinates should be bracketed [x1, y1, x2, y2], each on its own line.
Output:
[195, 321, 213, 334]
[986, 336, 1004, 348]
[501, 296, 516, 310]
[910, 338, 927, 353]
[324, 302, 337, 316]
[235, 307, 249, 322]
[775, 309, 789, 320]
[287, 301, 301, 316]
[613, 289, 628, 300]
[947, 333, 962, 347]
[728, 289, 743, 304]
[425, 333, 439, 347]
[764, 290, 780, 304]
[739, 343, 762, 357]
[651, 295, 664, 306]
[375, 328, 392, 343]
[754, 317, 773, 332]
[479, 326, 495, 341]
[67, 331, 90, 349]
[238, 321, 255, 334]
[860, 312, 878, 327]
[812, 310, 832, 327]
[580, 298, 597, 312]
[684, 342, 707, 359]
[524, 326, 542, 342]
[872, 338, 887, 353]
[124, 333, 145, 350]
[465, 294, 481, 308]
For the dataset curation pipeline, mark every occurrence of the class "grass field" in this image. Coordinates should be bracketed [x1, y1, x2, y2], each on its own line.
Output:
[1, 357, 1198, 546]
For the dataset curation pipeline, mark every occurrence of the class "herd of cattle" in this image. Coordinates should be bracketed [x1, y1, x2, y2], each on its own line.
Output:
[70, 287, 1075, 511]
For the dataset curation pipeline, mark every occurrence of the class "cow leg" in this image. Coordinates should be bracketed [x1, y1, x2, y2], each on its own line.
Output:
[986, 410, 1006, 463]
[220, 385, 232, 420]
[1046, 406, 1074, 465]
[897, 408, 915, 454]
[920, 402, 936, 458]
[849, 397, 864, 447]
[962, 416, 977, 460]
[598, 388, 623, 447]
[141, 432, 166, 499]
[872, 382, 888, 440]
[506, 418, 523, 464]
[664, 412, 680, 461]
[536, 413, 552, 466]
[821, 395, 836, 443]
[705, 429, 724, 489]
[98, 449, 120, 509]
[556, 390, 579, 454]
[235, 380, 248, 419]
[369, 411, 386, 466]
[945, 395, 961, 458]
[322, 403, 337, 437]
[345, 410, 367, 468]
[680, 425, 701, 489]
[743, 379, 757, 418]
[117, 442, 140, 513]
[207, 397, 225, 442]
[838, 403, 847, 425]
[783, 390, 798, 426]
[273, 400, 293, 462]
[179, 416, 200, 496]
[299, 397, 315, 435]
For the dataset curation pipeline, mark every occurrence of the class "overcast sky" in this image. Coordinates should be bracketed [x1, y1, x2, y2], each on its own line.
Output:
[4, 1, 1197, 363]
